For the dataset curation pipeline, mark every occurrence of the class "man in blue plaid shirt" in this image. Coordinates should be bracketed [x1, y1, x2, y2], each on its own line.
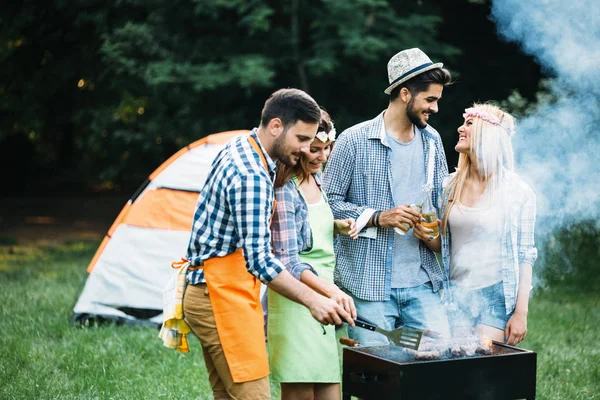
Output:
[323, 48, 453, 345]
[182, 89, 354, 399]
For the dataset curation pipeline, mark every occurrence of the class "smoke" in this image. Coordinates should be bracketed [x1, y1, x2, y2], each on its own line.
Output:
[490, 0, 600, 237]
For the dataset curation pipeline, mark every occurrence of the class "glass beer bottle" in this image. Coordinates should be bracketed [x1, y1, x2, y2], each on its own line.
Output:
[420, 187, 439, 239]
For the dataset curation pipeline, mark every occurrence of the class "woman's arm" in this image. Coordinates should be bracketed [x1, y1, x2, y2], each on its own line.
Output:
[517, 187, 538, 267]
[272, 182, 356, 318]
[505, 184, 537, 345]
[271, 183, 316, 280]
[504, 263, 532, 345]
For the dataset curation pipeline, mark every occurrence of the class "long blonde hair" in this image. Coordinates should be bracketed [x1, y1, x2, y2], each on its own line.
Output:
[441, 103, 516, 234]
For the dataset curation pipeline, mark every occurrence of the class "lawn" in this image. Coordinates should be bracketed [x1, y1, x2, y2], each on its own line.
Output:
[0, 241, 598, 399]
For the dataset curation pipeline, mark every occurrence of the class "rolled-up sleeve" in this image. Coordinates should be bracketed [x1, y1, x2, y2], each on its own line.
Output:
[271, 183, 316, 280]
[229, 173, 284, 284]
[518, 187, 538, 266]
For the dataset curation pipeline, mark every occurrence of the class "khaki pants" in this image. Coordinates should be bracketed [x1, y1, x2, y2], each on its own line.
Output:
[183, 283, 271, 400]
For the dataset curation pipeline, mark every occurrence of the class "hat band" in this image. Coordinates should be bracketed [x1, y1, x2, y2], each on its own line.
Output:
[389, 62, 434, 87]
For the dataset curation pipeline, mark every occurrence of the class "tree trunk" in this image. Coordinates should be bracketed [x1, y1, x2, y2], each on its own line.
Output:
[291, 0, 309, 92]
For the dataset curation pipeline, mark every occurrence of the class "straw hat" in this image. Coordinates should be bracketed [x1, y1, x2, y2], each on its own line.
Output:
[384, 48, 443, 95]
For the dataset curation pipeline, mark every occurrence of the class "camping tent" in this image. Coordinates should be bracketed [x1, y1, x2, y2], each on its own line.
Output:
[73, 130, 250, 325]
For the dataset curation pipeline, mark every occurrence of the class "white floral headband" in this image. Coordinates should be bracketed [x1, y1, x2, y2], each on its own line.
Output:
[463, 108, 514, 136]
[463, 108, 500, 125]
[315, 123, 336, 143]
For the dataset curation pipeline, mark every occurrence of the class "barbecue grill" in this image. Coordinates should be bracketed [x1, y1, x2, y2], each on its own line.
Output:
[342, 341, 536, 400]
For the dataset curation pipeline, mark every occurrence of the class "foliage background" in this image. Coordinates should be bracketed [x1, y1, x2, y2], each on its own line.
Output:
[0, 0, 541, 195]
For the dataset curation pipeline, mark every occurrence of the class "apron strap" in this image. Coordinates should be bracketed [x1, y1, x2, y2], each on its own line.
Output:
[248, 135, 269, 171]
[249, 134, 277, 213]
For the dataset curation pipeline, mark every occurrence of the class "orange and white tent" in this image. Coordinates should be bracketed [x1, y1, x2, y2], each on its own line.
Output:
[73, 130, 250, 324]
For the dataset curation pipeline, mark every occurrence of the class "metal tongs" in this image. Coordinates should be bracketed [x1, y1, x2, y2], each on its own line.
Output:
[354, 315, 423, 350]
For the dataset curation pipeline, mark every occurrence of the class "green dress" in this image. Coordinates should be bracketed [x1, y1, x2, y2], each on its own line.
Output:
[268, 188, 341, 383]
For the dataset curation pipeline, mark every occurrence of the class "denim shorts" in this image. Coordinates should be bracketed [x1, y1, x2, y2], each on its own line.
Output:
[450, 281, 512, 331]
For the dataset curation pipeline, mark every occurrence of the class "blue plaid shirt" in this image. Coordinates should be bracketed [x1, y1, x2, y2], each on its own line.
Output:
[323, 111, 449, 301]
[440, 171, 538, 314]
[185, 130, 285, 285]
[271, 174, 323, 280]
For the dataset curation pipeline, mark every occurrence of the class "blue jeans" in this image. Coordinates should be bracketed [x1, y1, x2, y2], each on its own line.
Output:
[450, 281, 512, 332]
[348, 282, 451, 346]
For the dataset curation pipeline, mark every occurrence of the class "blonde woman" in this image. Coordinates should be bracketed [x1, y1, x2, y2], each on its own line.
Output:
[268, 109, 358, 400]
[414, 103, 537, 345]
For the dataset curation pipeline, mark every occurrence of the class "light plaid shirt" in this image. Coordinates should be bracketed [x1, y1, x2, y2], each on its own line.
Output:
[185, 130, 285, 285]
[440, 171, 538, 314]
[323, 111, 450, 301]
[271, 174, 323, 280]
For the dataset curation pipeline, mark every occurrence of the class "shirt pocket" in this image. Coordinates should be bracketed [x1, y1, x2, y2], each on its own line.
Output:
[348, 170, 368, 208]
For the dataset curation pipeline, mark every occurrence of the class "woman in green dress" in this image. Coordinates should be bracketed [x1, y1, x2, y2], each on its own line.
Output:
[269, 109, 358, 400]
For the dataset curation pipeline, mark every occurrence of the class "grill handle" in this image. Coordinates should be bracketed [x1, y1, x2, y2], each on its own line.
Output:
[349, 372, 388, 383]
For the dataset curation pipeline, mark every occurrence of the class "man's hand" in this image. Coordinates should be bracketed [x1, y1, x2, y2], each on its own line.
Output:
[326, 283, 357, 320]
[268, 269, 355, 326]
[504, 312, 527, 345]
[334, 219, 358, 239]
[307, 294, 355, 326]
[378, 205, 421, 231]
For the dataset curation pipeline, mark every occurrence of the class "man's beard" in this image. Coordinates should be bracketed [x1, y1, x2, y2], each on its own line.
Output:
[406, 98, 428, 129]
[273, 134, 299, 167]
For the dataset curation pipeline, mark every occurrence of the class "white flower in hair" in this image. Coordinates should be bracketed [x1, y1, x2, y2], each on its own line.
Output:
[315, 123, 336, 143]
[328, 127, 336, 142]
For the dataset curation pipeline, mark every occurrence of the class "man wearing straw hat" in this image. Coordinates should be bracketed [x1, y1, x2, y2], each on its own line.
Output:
[323, 48, 452, 345]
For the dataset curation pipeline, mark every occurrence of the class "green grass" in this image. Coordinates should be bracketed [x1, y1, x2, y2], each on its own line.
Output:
[0, 241, 598, 399]
[520, 288, 600, 399]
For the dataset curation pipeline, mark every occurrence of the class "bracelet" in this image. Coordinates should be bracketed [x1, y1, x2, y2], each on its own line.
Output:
[371, 210, 381, 228]
[369, 212, 376, 227]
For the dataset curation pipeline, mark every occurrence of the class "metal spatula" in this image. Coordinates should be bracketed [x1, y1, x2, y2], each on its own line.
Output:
[354, 315, 423, 350]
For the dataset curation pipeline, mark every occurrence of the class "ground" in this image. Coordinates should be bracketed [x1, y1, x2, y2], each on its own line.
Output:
[0, 195, 129, 245]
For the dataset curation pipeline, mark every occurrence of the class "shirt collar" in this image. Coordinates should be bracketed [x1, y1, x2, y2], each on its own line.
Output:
[377, 112, 420, 147]
[250, 129, 277, 176]
[313, 171, 323, 187]
[370, 110, 435, 146]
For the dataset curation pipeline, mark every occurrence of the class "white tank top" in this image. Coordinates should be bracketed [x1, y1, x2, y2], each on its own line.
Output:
[449, 199, 504, 289]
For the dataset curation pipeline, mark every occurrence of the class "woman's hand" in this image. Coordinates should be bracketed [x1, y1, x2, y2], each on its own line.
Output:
[504, 312, 527, 345]
[413, 219, 441, 252]
[413, 220, 437, 242]
[326, 282, 357, 320]
[334, 219, 358, 239]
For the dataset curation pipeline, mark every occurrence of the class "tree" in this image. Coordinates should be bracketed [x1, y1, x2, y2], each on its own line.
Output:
[81, 0, 459, 187]
[2, 0, 543, 194]
[0, 0, 109, 192]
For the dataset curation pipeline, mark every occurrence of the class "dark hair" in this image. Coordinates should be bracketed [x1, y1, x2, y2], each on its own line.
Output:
[390, 68, 452, 100]
[316, 108, 333, 134]
[260, 88, 321, 130]
[274, 108, 333, 188]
